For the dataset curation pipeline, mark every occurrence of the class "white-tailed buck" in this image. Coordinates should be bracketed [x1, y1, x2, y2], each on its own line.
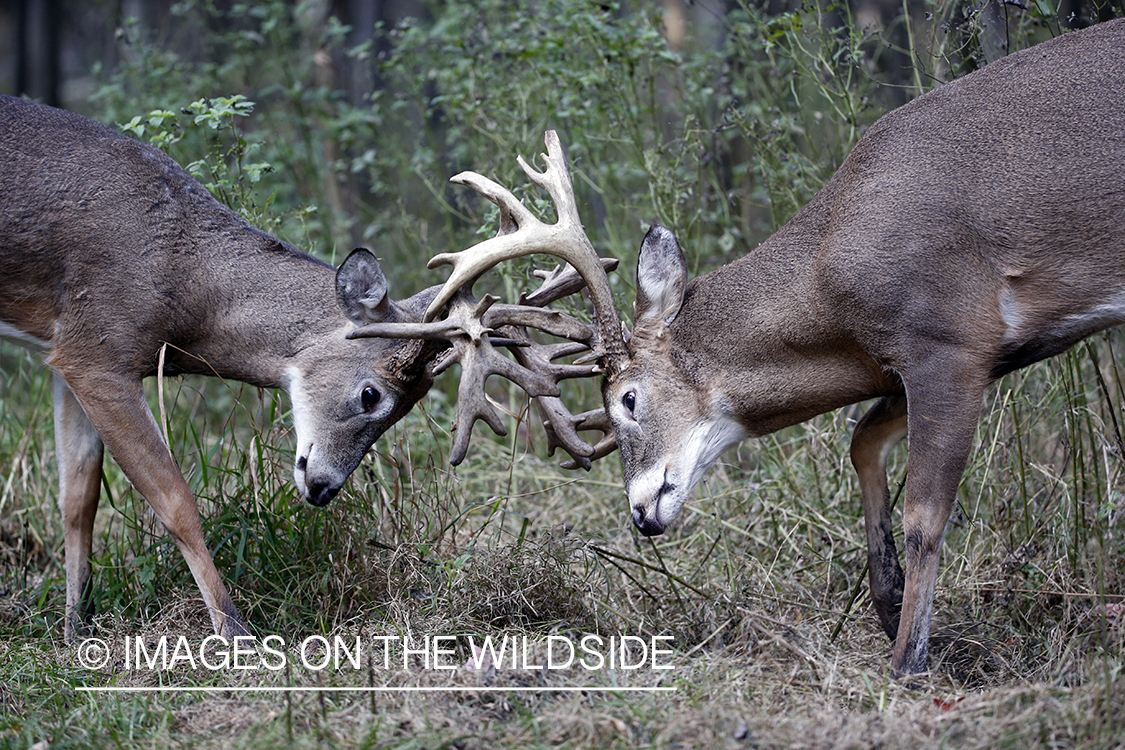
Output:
[0, 95, 446, 641]
[361, 19, 1125, 676]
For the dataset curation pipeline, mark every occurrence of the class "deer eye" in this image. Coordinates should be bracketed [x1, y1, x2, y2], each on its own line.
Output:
[622, 391, 636, 415]
[361, 386, 381, 411]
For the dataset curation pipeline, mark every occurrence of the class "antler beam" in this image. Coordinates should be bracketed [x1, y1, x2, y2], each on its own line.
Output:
[420, 131, 627, 375]
[350, 131, 623, 467]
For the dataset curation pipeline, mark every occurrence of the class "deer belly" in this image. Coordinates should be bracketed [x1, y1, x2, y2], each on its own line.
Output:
[0, 320, 51, 351]
[993, 289, 1125, 378]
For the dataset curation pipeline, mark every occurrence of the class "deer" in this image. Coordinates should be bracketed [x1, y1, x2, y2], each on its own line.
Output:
[0, 93, 451, 643]
[353, 18, 1125, 676]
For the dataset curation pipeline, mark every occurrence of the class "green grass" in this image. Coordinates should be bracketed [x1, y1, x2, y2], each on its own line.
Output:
[4, 1, 1125, 747]
[2, 323, 1124, 748]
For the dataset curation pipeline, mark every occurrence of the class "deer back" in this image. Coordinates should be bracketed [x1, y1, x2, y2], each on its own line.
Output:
[0, 93, 443, 506]
[605, 20, 1125, 533]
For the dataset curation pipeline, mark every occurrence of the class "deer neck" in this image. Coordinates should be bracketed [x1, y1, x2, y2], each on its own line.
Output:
[669, 220, 898, 435]
[159, 233, 348, 389]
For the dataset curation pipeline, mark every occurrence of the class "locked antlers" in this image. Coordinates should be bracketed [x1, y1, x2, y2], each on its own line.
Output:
[350, 131, 625, 468]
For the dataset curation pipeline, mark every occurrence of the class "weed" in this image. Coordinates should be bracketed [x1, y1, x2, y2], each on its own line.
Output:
[3, 1, 1124, 748]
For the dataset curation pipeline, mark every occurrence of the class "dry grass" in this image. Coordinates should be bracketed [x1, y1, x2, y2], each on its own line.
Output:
[2, 327, 1124, 748]
[3, 2, 1123, 745]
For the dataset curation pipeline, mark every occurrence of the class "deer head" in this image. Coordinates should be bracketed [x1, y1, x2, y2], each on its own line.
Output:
[348, 131, 621, 469]
[354, 132, 747, 536]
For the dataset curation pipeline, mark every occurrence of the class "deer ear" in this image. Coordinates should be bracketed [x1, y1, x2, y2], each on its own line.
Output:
[634, 224, 687, 327]
[336, 248, 391, 325]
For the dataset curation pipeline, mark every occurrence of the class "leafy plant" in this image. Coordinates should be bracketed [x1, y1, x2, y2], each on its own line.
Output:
[2, 1, 1124, 747]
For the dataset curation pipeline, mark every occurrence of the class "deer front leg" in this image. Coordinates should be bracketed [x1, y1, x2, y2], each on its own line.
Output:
[60, 370, 250, 638]
[892, 365, 985, 676]
[850, 394, 908, 641]
[54, 375, 104, 643]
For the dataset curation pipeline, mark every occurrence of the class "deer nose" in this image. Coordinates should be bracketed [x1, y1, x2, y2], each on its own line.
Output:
[305, 479, 340, 507]
[631, 506, 665, 537]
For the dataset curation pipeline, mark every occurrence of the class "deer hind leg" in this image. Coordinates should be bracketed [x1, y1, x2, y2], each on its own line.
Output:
[54, 374, 104, 643]
[850, 394, 908, 641]
[59, 370, 250, 638]
[892, 360, 986, 676]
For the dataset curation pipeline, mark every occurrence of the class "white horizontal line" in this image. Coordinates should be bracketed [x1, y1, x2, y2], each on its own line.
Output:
[77, 685, 677, 694]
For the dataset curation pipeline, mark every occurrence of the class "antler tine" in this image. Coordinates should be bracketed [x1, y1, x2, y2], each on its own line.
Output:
[559, 408, 616, 470]
[447, 339, 507, 465]
[561, 434, 617, 471]
[515, 131, 580, 226]
[483, 303, 594, 343]
[521, 257, 619, 308]
[421, 132, 627, 378]
[536, 397, 594, 467]
[421, 170, 549, 324]
[348, 288, 498, 342]
[347, 318, 467, 341]
[536, 401, 616, 470]
[443, 336, 555, 466]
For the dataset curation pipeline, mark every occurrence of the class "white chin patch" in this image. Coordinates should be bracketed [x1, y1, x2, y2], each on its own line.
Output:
[654, 485, 688, 530]
[628, 413, 750, 529]
[681, 415, 749, 494]
[293, 467, 308, 497]
[284, 367, 314, 497]
[627, 464, 672, 519]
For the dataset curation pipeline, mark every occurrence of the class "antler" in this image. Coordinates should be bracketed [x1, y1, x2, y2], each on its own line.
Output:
[349, 131, 624, 466]
[422, 131, 628, 374]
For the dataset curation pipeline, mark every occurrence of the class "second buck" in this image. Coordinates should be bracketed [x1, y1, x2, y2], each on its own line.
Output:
[0, 95, 443, 641]
[382, 19, 1125, 676]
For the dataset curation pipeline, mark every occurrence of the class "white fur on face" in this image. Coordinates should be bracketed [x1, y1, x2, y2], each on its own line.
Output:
[284, 367, 314, 498]
[628, 410, 749, 529]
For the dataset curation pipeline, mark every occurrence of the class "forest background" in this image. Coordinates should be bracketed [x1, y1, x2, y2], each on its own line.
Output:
[2, 0, 1125, 747]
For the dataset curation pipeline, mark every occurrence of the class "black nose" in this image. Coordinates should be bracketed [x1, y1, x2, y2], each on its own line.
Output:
[306, 481, 339, 507]
[631, 507, 665, 537]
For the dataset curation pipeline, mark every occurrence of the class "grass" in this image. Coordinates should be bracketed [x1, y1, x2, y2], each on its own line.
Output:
[4, 2, 1125, 747]
[1, 320, 1123, 748]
